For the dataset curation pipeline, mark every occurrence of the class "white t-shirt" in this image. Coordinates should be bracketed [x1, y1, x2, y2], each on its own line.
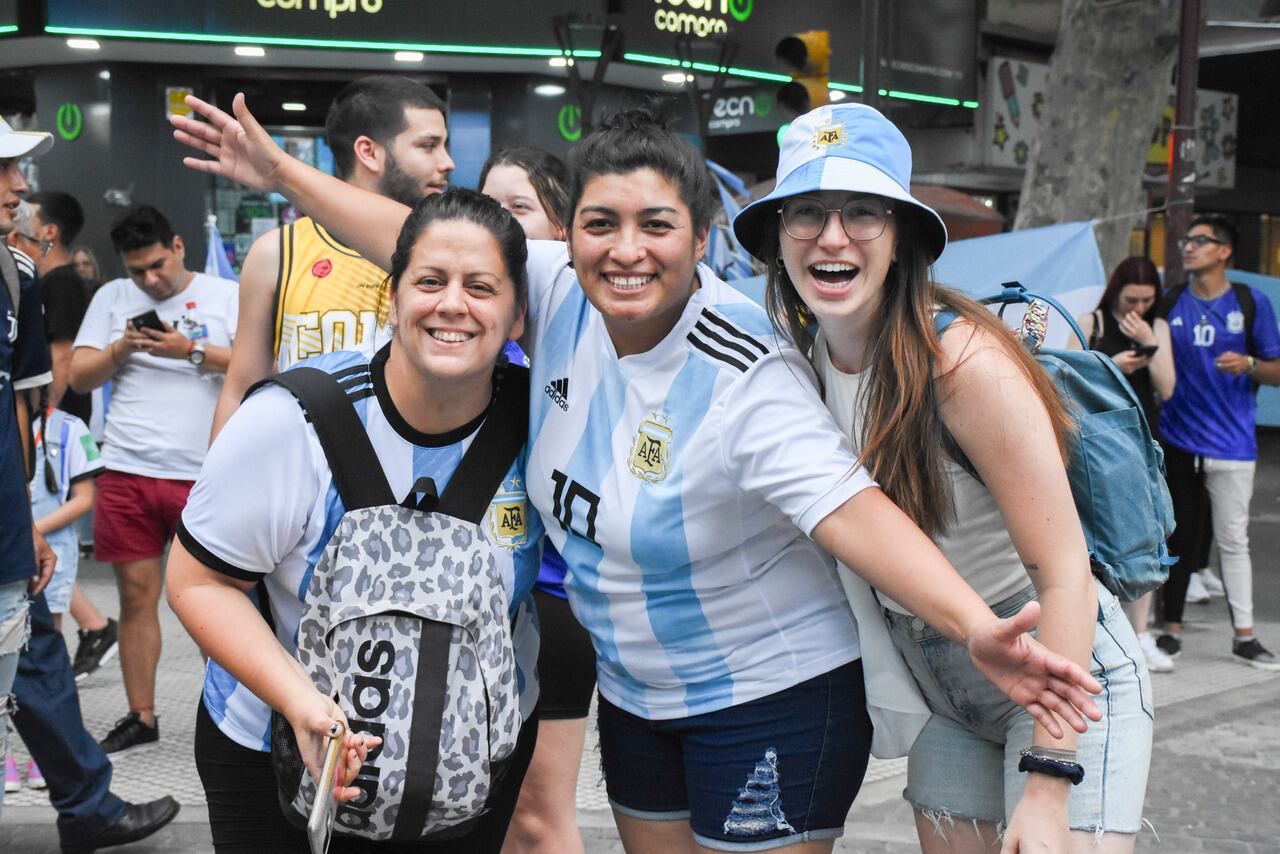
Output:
[521, 241, 871, 721]
[74, 273, 237, 480]
[815, 333, 1027, 613]
[180, 348, 543, 751]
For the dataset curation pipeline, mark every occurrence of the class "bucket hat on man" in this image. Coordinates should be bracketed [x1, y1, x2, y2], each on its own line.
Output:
[733, 103, 947, 262]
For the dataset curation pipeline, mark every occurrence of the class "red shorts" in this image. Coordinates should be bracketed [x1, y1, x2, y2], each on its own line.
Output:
[94, 470, 194, 564]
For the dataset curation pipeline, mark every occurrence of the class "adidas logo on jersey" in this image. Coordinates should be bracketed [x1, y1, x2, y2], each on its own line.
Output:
[1171, 317, 1184, 326]
[544, 378, 569, 411]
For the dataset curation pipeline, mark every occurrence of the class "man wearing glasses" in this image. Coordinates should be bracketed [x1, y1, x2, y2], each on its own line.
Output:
[1157, 215, 1280, 669]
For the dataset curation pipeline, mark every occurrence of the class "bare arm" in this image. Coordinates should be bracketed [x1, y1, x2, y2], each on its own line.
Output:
[48, 339, 72, 409]
[937, 323, 1098, 827]
[1066, 312, 1093, 351]
[211, 230, 282, 442]
[69, 342, 122, 394]
[34, 477, 95, 536]
[1150, 318, 1175, 400]
[166, 538, 376, 799]
[172, 94, 407, 271]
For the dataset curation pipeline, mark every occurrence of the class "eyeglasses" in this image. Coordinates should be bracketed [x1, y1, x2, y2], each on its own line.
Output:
[1177, 234, 1225, 251]
[778, 196, 893, 242]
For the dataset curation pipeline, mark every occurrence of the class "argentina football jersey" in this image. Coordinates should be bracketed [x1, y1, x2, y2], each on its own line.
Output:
[521, 241, 874, 721]
[181, 346, 543, 751]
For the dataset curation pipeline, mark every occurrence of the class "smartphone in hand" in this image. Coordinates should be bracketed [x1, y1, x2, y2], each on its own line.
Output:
[129, 309, 166, 332]
[307, 722, 344, 854]
[1130, 344, 1158, 358]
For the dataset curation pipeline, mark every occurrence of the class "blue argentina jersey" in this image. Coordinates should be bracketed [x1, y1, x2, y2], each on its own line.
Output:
[1161, 284, 1280, 460]
[180, 346, 542, 751]
[522, 242, 871, 721]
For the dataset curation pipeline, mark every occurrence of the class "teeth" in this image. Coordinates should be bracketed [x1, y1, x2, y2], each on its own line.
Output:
[812, 262, 856, 273]
[606, 274, 655, 290]
[429, 330, 473, 342]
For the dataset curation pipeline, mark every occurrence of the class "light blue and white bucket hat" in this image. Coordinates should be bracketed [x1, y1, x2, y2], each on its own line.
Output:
[733, 103, 947, 263]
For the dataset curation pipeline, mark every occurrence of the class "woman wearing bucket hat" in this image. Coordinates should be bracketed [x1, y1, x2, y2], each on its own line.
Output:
[171, 95, 1108, 854]
[734, 103, 1152, 853]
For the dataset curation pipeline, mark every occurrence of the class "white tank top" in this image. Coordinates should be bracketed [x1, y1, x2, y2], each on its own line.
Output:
[815, 333, 1028, 614]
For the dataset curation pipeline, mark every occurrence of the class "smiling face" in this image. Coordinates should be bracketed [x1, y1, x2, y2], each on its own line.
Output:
[481, 163, 562, 241]
[777, 190, 897, 336]
[0, 158, 30, 235]
[569, 168, 708, 357]
[388, 218, 525, 386]
[378, 107, 455, 205]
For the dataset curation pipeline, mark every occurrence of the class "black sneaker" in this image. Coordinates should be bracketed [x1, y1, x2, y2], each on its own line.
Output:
[73, 618, 119, 682]
[1233, 638, 1280, 671]
[1155, 633, 1182, 658]
[99, 712, 159, 755]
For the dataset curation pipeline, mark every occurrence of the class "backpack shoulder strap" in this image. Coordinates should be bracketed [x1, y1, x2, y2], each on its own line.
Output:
[250, 365, 396, 511]
[1159, 283, 1188, 320]
[437, 364, 531, 524]
[1231, 282, 1256, 357]
[1, 246, 21, 313]
[1090, 309, 1104, 349]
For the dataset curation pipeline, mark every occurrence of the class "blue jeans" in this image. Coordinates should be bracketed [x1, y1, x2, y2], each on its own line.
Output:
[11, 591, 126, 842]
[0, 579, 31, 822]
[884, 581, 1153, 835]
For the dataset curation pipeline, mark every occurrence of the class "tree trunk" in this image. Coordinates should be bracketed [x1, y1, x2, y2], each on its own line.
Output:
[1013, 0, 1181, 270]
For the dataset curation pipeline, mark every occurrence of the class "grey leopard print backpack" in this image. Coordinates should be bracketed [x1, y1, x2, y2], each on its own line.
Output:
[254, 363, 529, 843]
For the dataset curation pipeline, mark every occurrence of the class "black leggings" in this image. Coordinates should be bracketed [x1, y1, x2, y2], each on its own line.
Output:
[194, 700, 537, 853]
[1160, 442, 1215, 626]
[532, 589, 597, 720]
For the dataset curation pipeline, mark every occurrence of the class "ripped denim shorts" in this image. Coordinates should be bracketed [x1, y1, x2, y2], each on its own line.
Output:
[884, 580, 1153, 836]
[597, 661, 873, 851]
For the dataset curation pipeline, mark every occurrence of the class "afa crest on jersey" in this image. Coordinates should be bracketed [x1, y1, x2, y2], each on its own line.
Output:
[628, 412, 673, 483]
[487, 477, 529, 550]
[1228, 310, 1245, 334]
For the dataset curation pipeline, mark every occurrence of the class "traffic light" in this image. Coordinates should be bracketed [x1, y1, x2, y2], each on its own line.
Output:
[775, 30, 829, 116]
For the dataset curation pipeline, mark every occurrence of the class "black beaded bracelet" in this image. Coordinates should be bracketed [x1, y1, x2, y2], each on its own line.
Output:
[1017, 749, 1085, 785]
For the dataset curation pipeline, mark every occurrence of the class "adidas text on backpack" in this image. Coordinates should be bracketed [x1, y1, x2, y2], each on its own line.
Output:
[255, 363, 531, 842]
[939, 283, 1178, 601]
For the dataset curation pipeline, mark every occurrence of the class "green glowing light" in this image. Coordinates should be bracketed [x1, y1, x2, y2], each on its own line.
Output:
[44, 25, 602, 58]
[886, 90, 961, 106]
[0, 25, 19, 35]
[37, 27, 977, 108]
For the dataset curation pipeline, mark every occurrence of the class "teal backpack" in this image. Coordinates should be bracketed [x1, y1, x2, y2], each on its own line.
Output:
[937, 282, 1177, 602]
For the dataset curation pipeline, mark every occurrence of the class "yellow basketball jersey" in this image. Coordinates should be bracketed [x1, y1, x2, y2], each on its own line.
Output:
[273, 217, 390, 371]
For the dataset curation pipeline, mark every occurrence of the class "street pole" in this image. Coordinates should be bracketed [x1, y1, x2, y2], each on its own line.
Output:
[861, 0, 882, 111]
[1163, 0, 1200, 286]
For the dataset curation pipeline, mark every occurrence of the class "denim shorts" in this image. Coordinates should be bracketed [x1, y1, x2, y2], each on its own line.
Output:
[597, 661, 873, 852]
[884, 580, 1153, 835]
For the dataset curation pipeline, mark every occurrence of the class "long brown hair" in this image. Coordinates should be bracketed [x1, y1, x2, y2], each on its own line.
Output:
[763, 209, 1075, 536]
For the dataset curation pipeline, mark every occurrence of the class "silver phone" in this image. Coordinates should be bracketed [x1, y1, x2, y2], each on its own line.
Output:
[307, 722, 344, 854]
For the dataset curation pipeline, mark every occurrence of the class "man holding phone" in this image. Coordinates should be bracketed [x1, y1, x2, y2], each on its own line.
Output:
[69, 204, 237, 753]
[1158, 214, 1280, 669]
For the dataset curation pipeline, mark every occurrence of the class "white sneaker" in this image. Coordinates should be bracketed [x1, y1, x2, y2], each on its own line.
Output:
[1139, 632, 1175, 673]
[1198, 570, 1226, 597]
[1185, 572, 1211, 604]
